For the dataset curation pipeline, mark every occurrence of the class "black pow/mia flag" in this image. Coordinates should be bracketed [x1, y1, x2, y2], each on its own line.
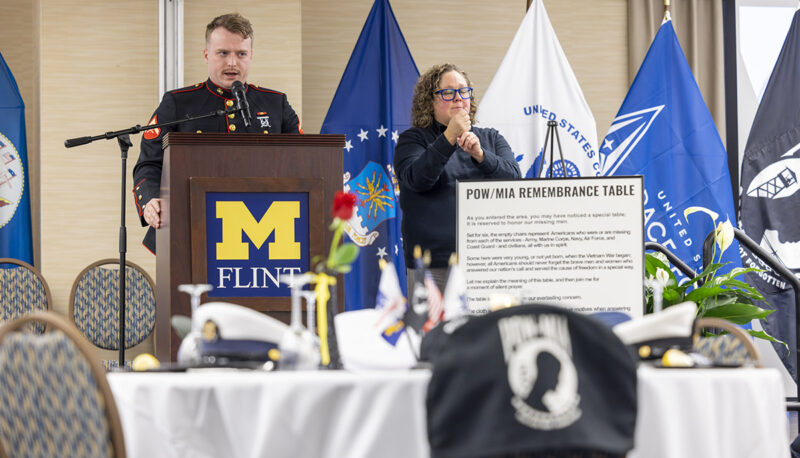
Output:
[739, 9, 800, 382]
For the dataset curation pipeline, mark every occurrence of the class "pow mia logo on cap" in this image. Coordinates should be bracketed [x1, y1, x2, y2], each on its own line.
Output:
[497, 314, 582, 430]
[0, 133, 24, 229]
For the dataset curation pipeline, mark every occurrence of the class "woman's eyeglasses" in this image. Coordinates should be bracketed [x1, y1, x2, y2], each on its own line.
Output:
[435, 87, 473, 101]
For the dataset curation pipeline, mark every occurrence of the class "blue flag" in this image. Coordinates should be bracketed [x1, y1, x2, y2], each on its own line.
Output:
[599, 20, 740, 277]
[320, 0, 419, 310]
[740, 9, 800, 381]
[0, 51, 33, 264]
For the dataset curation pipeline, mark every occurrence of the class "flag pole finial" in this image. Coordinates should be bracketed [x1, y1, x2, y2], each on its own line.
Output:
[663, 0, 671, 22]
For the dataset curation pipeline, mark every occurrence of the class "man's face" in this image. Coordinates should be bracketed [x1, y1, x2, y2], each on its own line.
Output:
[204, 27, 252, 89]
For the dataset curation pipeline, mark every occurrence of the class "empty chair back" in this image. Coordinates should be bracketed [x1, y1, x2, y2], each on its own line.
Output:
[0, 258, 52, 334]
[0, 311, 126, 457]
[69, 259, 155, 351]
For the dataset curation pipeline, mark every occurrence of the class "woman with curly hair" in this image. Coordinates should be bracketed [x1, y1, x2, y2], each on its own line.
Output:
[395, 63, 521, 291]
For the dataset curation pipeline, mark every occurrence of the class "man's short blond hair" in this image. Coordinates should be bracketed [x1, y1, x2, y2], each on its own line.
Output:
[206, 13, 254, 44]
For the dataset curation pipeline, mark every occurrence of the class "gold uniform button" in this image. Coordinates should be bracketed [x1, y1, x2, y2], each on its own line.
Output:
[228, 113, 235, 119]
[138, 195, 142, 200]
[229, 124, 236, 132]
[196, 130, 202, 133]
[225, 100, 234, 107]
[263, 130, 269, 134]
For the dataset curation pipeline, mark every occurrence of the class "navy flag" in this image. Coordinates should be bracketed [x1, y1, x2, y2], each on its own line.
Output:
[320, 0, 419, 310]
[0, 51, 32, 263]
[599, 19, 740, 278]
[740, 9, 800, 381]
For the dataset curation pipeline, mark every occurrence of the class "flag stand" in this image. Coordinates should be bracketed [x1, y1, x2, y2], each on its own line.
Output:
[535, 120, 567, 178]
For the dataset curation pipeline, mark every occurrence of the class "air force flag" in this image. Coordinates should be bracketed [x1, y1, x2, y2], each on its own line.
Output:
[320, 0, 419, 310]
[477, 0, 599, 178]
[740, 9, 800, 381]
[0, 51, 33, 264]
[600, 19, 739, 276]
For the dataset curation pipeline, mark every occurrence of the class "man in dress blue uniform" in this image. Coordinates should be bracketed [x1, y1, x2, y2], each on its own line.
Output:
[132, 13, 303, 253]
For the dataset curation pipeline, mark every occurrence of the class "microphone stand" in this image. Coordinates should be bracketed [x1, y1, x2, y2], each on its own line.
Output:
[65, 107, 238, 368]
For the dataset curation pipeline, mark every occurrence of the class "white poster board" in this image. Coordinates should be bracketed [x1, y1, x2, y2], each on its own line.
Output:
[457, 176, 644, 318]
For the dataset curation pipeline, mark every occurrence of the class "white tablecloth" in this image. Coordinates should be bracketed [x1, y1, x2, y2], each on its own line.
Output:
[108, 369, 430, 458]
[630, 365, 789, 458]
[108, 366, 789, 458]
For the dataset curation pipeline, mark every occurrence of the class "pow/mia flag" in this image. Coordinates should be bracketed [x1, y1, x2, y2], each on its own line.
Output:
[740, 9, 800, 382]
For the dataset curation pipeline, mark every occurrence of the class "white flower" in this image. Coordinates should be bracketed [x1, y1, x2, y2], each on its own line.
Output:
[655, 268, 670, 285]
[714, 218, 734, 255]
[683, 206, 719, 223]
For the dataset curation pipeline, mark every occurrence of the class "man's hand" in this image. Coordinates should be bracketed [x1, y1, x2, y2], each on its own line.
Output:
[143, 198, 163, 229]
[457, 131, 484, 163]
[443, 110, 471, 145]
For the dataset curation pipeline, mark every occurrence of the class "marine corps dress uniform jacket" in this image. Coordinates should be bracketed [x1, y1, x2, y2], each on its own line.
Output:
[132, 79, 303, 253]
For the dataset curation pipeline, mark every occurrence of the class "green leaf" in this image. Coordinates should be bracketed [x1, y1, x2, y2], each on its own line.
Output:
[695, 262, 726, 279]
[702, 293, 739, 310]
[332, 264, 352, 273]
[662, 288, 683, 305]
[701, 303, 774, 325]
[645, 254, 675, 282]
[713, 279, 764, 300]
[331, 243, 359, 267]
[685, 285, 728, 304]
[721, 267, 762, 280]
[747, 329, 788, 348]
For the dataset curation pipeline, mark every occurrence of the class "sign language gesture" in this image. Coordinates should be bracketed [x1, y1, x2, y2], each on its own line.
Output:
[457, 131, 484, 163]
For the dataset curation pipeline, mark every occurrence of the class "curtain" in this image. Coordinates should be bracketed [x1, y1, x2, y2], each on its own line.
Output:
[628, 0, 725, 141]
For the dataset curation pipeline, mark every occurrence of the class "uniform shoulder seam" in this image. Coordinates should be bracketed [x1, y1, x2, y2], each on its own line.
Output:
[247, 84, 285, 96]
[171, 83, 205, 95]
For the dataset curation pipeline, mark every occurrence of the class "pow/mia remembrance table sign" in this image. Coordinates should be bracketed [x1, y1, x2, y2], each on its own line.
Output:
[457, 176, 644, 317]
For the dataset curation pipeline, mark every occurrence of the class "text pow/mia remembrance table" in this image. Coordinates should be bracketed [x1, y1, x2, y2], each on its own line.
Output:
[108, 366, 789, 458]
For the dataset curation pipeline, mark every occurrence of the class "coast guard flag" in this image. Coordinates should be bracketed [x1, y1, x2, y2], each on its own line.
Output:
[599, 19, 740, 276]
[477, 0, 599, 178]
[320, 0, 419, 310]
[740, 9, 800, 381]
[0, 51, 32, 264]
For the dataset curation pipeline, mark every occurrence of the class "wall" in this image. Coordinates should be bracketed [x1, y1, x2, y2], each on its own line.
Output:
[183, 1, 303, 115]
[301, 0, 628, 136]
[1, 0, 628, 359]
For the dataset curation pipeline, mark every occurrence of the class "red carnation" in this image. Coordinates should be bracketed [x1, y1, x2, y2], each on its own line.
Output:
[332, 191, 357, 220]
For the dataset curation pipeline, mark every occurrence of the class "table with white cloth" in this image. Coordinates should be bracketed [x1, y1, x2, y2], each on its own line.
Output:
[108, 366, 789, 458]
[629, 365, 789, 458]
[107, 370, 430, 458]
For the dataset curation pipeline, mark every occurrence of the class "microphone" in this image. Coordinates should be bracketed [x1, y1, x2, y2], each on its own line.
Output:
[231, 81, 252, 127]
[64, 136, 93, 148]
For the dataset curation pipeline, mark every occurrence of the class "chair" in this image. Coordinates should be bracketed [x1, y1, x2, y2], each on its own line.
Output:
[0, 258, 53, 334]
[425, 304, 637, 458]
[693, 317, 763, 368]
[0, 311, 126, 457]
[69, 259, 156, 370]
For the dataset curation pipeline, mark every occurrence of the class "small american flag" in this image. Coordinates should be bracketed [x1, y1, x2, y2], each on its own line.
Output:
[422, 271, 443, 332]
